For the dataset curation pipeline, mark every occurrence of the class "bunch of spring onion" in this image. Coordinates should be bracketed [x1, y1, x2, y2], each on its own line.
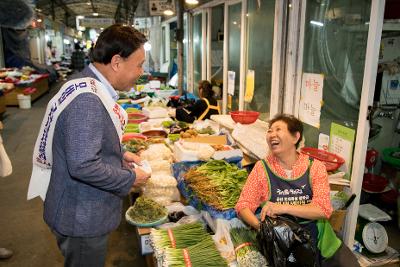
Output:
[230, 227, 268, 267]
[183, 160, 248, 210]
[162, 235, 227, 267]
[150, 222, 209, 256]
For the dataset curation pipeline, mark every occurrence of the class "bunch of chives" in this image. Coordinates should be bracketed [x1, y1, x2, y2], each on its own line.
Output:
[163, 236, 227, 267]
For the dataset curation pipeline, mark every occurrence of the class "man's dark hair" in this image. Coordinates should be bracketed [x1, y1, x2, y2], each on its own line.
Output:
[199, 80, 213, 99]
[268, 114, 303, 148]
[91, 24, 147, 64]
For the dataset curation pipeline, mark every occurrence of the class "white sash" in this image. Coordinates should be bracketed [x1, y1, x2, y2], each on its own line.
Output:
[27, 77, 127, 200]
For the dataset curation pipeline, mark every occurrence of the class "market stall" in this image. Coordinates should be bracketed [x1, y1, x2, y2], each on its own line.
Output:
[0, 67, 49, 106]
[113, 90, 368, 267]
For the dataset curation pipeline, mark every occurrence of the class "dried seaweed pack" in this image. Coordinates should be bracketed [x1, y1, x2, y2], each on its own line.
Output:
[257, 216, 317, 267]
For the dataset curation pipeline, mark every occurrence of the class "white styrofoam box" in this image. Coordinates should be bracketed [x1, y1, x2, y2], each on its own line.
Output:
[174, 141, 199, 162]
[149, 80, 161, 89]
[141, 106, 169, 119]
[139, 117, 172, 132]
[155, 89, 177, 99]
[212, 148, 243, 160]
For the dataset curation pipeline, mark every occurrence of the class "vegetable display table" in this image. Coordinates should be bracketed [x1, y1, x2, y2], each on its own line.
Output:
[4, 75, 49, 106]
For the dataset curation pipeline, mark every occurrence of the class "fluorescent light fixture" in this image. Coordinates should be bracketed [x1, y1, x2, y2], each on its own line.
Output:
[310, 20, 324, 27]
[86, 2, 91, 5]
[37, 18, 42, 22]
[144, 42, 152, 51]
[164, 9, 174, 16]
[93, 12, 99, 16]
[233, 21, 237, 25]
[185, 0, 199, 4]
[76, 15, 85, 19]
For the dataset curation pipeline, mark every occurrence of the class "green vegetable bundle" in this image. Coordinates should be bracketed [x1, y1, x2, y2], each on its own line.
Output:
[163, 236, 227, 267]
[150, 223, 209, 250]
[126, 196, 167, 223]
[184, 160, 248, 210]
[230, 227, 267, 267]
[123, 139, 149, 153]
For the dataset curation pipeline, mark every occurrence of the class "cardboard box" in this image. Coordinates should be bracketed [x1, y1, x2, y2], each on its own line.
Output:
[185, 135, 227, 145]
[329, 209, 347, 233]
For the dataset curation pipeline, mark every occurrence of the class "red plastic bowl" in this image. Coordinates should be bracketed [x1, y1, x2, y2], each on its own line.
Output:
[230, 111, 260, 124]
[300, 147, 345, 172]
[127, 113, 148, 124]
[362, 173, 388, 193]
[122, 133, 147, 142]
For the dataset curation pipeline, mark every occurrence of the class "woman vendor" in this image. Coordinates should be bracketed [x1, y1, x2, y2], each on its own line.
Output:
[175, 80, 220, 123]
[235, 114, 358, 266]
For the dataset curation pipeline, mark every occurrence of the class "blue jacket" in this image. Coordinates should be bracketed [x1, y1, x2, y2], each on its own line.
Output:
[43, 66, 135, 237]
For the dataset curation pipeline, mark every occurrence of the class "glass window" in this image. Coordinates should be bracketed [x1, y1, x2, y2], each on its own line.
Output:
[245, 0, 276, 120]
[161, 26, 166, 64]
[227, 3, 242, 111]
[193, 13, 202, 96]
[301, 0, 371, 147]
[183, 15, 188, 91]
[210, 4, 224, 99]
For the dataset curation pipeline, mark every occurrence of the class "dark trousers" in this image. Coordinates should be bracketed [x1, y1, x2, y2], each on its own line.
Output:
[53, 230, 108, 267]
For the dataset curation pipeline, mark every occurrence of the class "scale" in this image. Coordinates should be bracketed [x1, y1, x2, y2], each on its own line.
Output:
[358, 221, 389, 254]
[356, 204, 391, 254]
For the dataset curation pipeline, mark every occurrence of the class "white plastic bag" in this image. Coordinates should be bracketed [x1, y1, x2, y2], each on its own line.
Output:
[0, 134, 12, 177]
[212, 219, 236, 263]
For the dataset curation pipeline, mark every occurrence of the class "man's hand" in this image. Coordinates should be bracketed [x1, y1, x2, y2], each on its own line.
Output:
[132, 167, 151, 187]
[123, 151, 141, 169]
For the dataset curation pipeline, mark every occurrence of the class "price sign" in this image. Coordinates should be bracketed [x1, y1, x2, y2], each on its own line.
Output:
[140, 234, 153, 255]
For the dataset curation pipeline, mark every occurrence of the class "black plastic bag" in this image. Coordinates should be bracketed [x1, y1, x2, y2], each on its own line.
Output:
[257, 215, 317, 267]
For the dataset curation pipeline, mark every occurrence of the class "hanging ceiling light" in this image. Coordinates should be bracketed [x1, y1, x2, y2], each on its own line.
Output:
[163, 9, 174, 16]
[185, 0, 199, 4]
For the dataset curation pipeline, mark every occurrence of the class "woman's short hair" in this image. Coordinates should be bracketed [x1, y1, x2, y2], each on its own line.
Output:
[90, 24, 147, 64]
[268, 114, 303, 148]
[199, 80, 213, 99]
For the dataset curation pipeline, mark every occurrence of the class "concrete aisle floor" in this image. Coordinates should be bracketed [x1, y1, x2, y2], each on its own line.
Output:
[0, 83, 146, 267]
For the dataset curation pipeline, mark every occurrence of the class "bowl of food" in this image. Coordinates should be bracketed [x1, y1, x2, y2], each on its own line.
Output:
[141, 129, 168, 139]
[230, 111, 260, 124]
[128, 113, 148, 124]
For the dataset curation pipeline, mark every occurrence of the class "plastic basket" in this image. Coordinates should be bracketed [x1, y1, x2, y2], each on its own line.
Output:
[300, 147, 345, 172]
[229, 111, 260, 124]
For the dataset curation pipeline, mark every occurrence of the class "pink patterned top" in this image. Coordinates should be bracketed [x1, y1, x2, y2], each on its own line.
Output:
[235, 153, 333, 218]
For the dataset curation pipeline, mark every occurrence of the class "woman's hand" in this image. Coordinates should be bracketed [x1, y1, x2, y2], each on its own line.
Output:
[260, 202, 287, 220]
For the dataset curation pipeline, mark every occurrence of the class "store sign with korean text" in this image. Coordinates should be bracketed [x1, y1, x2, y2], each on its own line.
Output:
[149, 0, 175, 16]
[79, 18, 114, 28]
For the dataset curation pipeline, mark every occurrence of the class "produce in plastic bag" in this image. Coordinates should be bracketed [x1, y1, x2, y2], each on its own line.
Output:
[140, 144, 173, 162]
[230, 227, 268, 267]
[257, 216, 316, 267]
[148, 159, 172, 174]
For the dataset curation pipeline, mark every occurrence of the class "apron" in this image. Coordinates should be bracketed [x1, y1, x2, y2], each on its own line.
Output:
[197, 98, 220, 120]
[260, 159, 321, 266]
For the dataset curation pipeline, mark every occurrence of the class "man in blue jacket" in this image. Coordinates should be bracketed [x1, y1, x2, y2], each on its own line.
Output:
[36, 24, 150, 266]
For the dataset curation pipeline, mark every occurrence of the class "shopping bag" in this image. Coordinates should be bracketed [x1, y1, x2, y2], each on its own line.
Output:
[0, 134, 12, 177]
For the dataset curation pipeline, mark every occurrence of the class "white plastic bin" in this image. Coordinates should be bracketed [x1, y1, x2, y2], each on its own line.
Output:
[17, 94, 31, 109]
